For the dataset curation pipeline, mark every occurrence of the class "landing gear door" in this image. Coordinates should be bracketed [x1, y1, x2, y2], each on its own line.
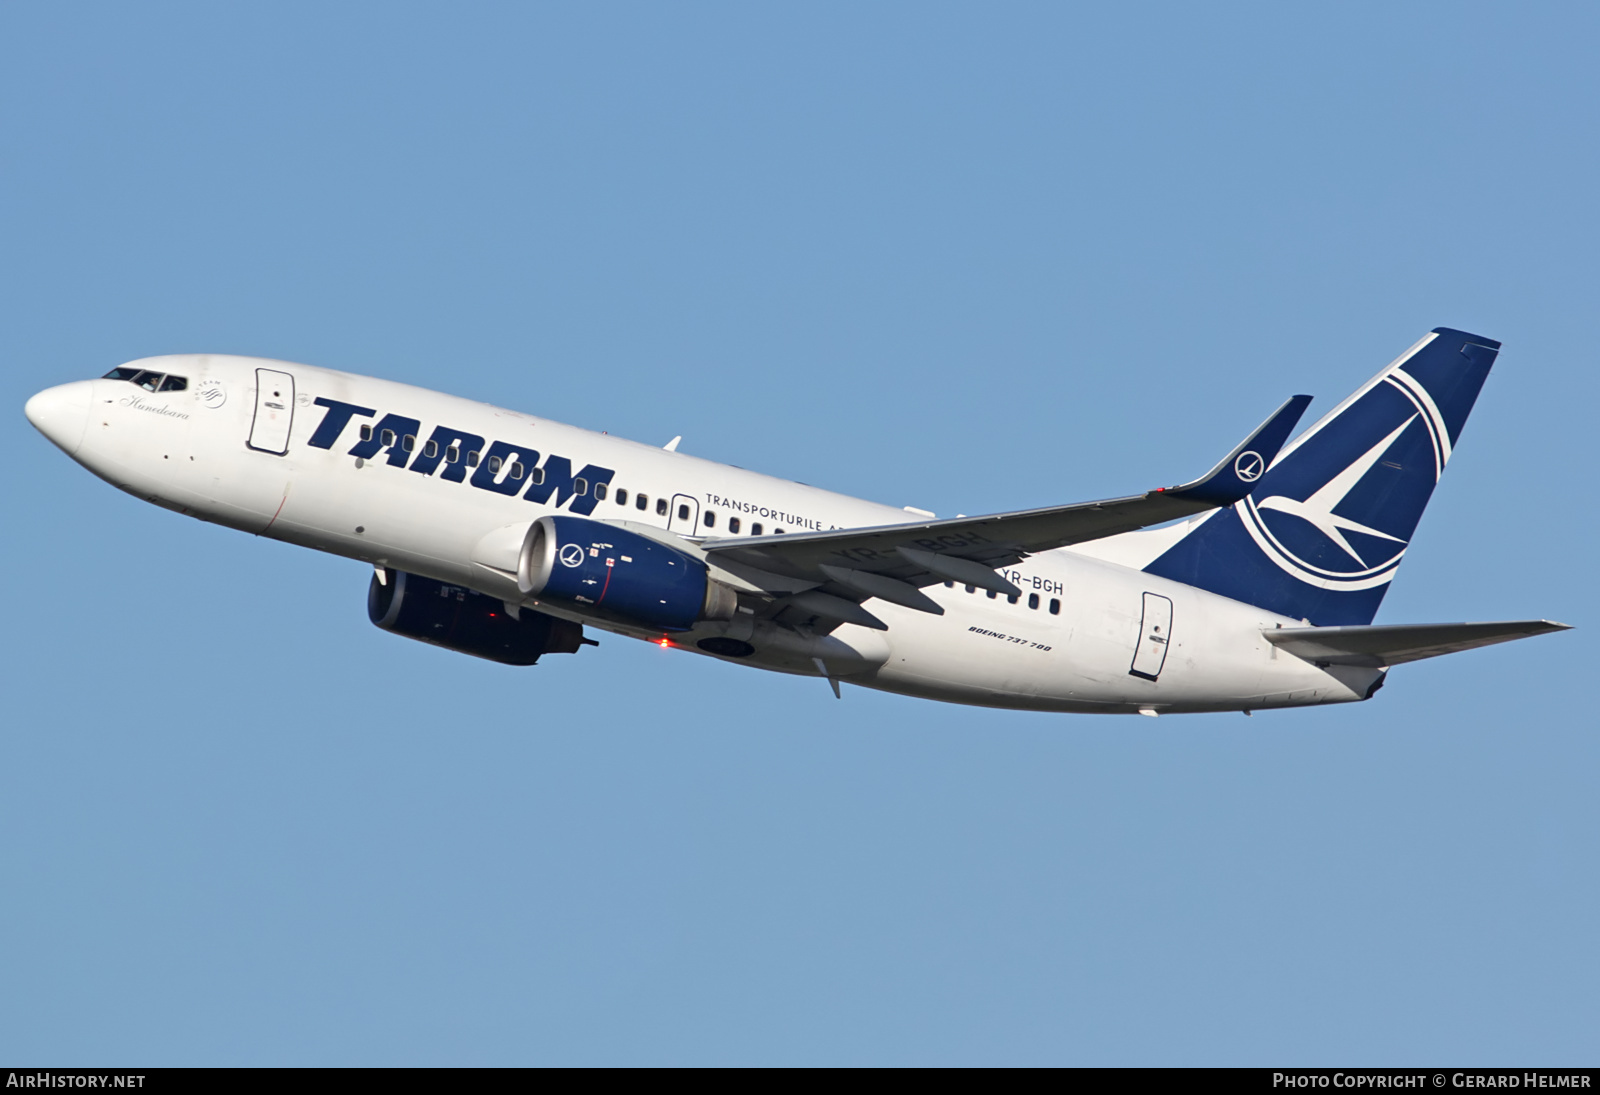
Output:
[1129, 592, 1174, 681]
[668, 493, 700, 535]
[248, 368, 296, 455]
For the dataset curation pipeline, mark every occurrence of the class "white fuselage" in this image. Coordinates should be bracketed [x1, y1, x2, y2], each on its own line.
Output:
[35, 354, 1380, 714]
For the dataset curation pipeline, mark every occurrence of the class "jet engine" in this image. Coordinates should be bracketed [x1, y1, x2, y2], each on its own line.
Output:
[368, 569, 587, 665]
[521, 515, 736, 631]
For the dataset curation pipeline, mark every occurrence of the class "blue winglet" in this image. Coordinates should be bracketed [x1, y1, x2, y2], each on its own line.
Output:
[1159, 394, 1314, 506]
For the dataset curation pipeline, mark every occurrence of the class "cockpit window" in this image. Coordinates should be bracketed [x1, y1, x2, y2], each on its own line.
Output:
[102, 367, 188, 392]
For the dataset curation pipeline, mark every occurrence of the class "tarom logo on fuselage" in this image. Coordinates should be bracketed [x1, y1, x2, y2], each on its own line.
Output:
[307, 397, 616, 516]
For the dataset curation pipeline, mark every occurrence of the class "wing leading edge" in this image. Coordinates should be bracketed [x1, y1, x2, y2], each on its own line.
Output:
[700, 395, 1311, 621]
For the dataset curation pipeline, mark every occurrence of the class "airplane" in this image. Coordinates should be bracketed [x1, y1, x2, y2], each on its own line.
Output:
[23, 327, 1568, 715]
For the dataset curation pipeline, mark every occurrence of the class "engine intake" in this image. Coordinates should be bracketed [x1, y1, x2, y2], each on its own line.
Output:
[522, 515, 735, 631]
[369, 569, 586, 665]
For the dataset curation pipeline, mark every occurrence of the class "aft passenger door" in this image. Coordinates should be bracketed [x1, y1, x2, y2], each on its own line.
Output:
[668, 493, 700, 535]
[247, 368, 296, 455]
[1129, 592, 1174, 681]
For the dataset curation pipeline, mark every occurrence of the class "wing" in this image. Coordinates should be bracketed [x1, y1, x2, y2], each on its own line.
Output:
[1263, 620, 1572, 667]
[701, 394, 1312, 629]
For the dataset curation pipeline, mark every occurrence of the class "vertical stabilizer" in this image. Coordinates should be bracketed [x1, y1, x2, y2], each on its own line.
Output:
[1142, 328, 1500, 625]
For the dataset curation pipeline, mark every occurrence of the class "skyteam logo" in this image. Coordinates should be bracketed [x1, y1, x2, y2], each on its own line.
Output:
[1235, 366, 1453, 592]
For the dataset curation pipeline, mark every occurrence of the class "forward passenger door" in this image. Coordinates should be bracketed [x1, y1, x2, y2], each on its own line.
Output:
[247, 368, 296, 455]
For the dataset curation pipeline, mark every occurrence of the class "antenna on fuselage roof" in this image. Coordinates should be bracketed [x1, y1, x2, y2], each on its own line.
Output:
[663, 436, 681, 452]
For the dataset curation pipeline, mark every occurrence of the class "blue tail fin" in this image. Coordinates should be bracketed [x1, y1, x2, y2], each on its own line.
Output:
[1142, 328, 1500, 625]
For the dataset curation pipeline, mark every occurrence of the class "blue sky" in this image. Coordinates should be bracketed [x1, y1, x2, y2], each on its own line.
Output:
[2, 1, 1595, 1065]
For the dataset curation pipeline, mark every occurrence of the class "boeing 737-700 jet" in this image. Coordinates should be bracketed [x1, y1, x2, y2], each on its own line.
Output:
[24, 327, 1568, 714]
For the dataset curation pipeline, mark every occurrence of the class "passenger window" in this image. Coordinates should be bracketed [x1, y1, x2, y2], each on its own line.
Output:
[775, 528, 785, 535]
[446, 446, 459, 463]
[102, 367, 143, 381]
[361, 425, 374, 442]
[1028, 593, 1040, 609]
[987, 590, 997, 599]
[158, 375, 187, 392]
[945, 581, 954, 588]
[751, 523, 763, 536]
[1049, 598, 1060, 615]
[424, 440, 438, 459]
[510, 462, 523, 479]
[678, 503, 690, 521]
[615, 488, 628, 506]
[655, 497, 667, 516]
[529, 467, 545, 485]
[595, 483, 607, 500]
[467, 451, 480, 467]
[1007, 593, 1019, 605]
[403, 435, 415, 451]
[636, 493, 648, 510]
[574, 478, 588, 496]
[965, 584, 975, 593]
[728, 517, 740, 534]
[135, 371, 163, 392]
[704, 512, 716, 528]
[488, 456, 502, 474]
[381, 429, 396, 447]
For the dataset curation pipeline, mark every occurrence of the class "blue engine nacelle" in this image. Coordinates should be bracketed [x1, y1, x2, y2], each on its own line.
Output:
[522, 515, 735, 632]
[368, 569, 588, 665]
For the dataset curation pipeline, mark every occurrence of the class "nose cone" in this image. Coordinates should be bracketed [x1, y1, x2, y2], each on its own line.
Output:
[25, 381, 93, 456]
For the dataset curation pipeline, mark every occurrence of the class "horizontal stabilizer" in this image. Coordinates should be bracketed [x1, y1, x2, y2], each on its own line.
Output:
[1263, 619, 1571, 667]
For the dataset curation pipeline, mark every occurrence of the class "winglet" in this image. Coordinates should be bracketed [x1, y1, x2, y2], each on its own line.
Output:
[1158, 394, 1313, 506]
